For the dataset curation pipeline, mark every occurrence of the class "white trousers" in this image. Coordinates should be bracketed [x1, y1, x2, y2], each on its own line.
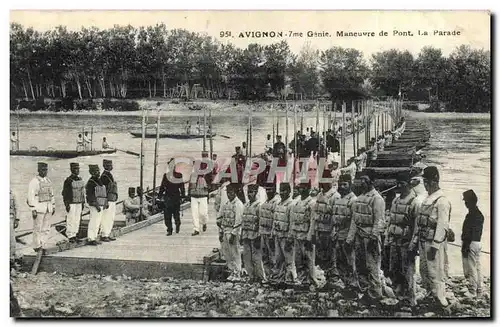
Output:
[66, 203, 83, 239]
[87, 206, 103, 241]
[33, 211, 51, 249]
[462, 241, 483, 295]
[101, 201, 116, 237]
[191, 197, 208, 232]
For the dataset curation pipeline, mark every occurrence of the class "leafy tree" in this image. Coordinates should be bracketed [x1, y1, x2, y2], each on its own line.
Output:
[370, 49, 415, 96]
[320, 46, 368, 99]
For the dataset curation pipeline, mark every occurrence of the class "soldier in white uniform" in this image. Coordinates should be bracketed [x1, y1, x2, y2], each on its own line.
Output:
[217, 183, 245, 281]
[412, 166, 452, 307]
[332, 174, 358, 288]
[271, 183, 298, 285]
[290, 182, 319, 287]
[346, 174, 386, 304]
[27, 162, 56, 252]
[313, 172, 340, 274]
[86, 164, 108, 245]
[258, 186, 281, 278]
[387, 171, 423, 306]
[100, 159, 118, 242]
[62, 162, 86, 242]
[241, 184, 266, 283]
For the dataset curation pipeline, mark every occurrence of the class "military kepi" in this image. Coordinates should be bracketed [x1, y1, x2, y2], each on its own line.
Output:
[339, 174, 352, 183]
[103, 159, 112, 165]
[37, 162, 48, 169]
[422, 166, 440, 182]
[70, 162, 79, 169]
[89, 164, 99, 172]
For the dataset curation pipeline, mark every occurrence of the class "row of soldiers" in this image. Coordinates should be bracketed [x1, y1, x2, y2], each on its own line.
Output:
[214, 165, 454, 307]
[24, 160, 118, 251]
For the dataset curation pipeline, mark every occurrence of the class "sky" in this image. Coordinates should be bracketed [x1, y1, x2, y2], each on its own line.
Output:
[10, 10, 490, 59]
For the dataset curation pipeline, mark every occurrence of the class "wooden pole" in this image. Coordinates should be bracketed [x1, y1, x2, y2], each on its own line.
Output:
[342, 102, 346, 167]
[16, 112, 20, 150]
[294, 105, 297, 157]
[209, 108, 213, 159]
[152, 108, 161, 207]
[140, 108, 146, 218]
[322, 104, 326, 158]
[356, 101, 360, 152]
[203, 106, 207, 152]
[333, 102, 337, 134]
[90, 126, 93, 151]
[285, 101, 289, 152]
[300, 105, 304, 133]
[315, 101, 319, 139]
[351, 101, 356, 157]
[276, 108, 280, 140]
[249, 109, 253, 157]
[272, 105, 275, 145]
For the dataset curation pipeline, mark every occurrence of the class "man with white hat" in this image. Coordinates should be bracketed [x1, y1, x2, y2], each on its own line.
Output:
[27, 162, 55, 252]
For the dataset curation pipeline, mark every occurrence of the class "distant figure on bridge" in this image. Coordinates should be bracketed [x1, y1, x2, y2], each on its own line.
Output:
[11, 132, 18, 151]
[185, 120, 191, 135]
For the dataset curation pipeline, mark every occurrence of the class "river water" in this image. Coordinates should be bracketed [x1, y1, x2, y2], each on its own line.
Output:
[10, 110, 491, 276]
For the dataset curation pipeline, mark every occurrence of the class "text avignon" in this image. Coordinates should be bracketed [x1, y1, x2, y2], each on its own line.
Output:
[239, 31, 283, 38]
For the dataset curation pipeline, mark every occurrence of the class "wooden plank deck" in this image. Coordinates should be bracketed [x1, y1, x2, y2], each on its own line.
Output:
[22, 203, 223, 279]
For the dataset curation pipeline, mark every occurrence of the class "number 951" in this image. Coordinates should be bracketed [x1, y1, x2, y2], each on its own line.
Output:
[220, 31, 232, 37]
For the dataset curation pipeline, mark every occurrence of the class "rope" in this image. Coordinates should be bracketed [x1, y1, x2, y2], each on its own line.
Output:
[447, 242, 490, 255]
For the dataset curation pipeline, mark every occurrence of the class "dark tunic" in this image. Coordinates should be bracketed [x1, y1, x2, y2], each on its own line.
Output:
[159, 172, 185, 207]
[86, 176, 102, 208]
[62, 174, 83, 206]
[461, 206, 484, 249]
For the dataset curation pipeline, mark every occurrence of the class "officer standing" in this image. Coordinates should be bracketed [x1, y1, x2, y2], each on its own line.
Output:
[290, 182, 318, 287]
[272, 183, 298, 285]
[461, 189, 484, 298]
[332, 174, 358, 289]
[27, 162, 55, 252]
[159, 159, 185, 235]
[346, 174, 385, 303]
[86, 164, 108, 245]
[100, 159, 117, 242]
[217, 183, 245, 281]
[241, 184, 266, 283]
[62, 162, 86, 242]
[414, 166, 452, 307]
[387, 171, 423, 305]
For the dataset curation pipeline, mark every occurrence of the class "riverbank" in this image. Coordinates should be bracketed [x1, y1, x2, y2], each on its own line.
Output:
[12, 271, 490, 318]
[11, 99, 492, 118]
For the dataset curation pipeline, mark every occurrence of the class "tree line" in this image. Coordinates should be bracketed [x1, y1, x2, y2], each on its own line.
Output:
[10, 23, 491, 112]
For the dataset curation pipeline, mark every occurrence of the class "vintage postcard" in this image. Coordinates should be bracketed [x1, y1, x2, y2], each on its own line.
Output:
[9, 10, 491, 318]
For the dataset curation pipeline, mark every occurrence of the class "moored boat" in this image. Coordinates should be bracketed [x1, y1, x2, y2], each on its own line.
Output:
[129, 132, 216, 139]
[10, 148, 117, 159]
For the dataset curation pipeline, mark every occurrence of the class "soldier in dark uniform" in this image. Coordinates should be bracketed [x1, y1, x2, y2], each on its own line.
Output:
[100, 159, 117, 242]
[62, 162, 86, 242]
[159, 158, 186, 235]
